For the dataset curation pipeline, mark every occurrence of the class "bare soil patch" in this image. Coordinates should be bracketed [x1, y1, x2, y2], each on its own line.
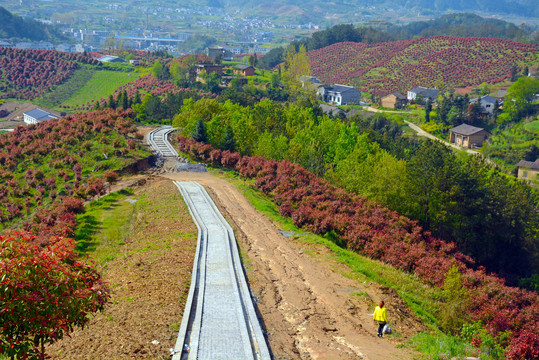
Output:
[47, 178, 197, 359]
[164, 171, 428, 360]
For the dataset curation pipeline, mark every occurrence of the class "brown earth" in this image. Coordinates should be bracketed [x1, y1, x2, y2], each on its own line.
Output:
[47, 162, 428, 359]
[47, 179, 198, 359]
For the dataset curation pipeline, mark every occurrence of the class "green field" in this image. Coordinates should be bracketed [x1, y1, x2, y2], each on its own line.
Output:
[62, 70, 141, 109]
[524, 119, 539, 134]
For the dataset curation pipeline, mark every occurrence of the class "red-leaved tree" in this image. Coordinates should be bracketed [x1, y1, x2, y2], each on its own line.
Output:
[0, 230, 109, 359]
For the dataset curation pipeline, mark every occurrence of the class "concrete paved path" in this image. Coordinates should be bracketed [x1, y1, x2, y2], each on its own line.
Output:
[172, 181, 270, 360]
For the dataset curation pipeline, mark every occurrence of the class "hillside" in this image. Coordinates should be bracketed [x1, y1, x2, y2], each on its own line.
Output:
[0, 47, 98, 100]
[387, 13, 534, 41]
[0, 109, 149, 238]
[308, 36, 539, 96]
[0, 6, 67, 42]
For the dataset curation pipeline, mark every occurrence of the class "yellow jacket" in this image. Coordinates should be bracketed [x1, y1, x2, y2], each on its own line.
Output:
[373, 306, 387, 322]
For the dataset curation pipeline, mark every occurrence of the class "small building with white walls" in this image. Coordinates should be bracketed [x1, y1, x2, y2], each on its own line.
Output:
[23, 108, 59, 125]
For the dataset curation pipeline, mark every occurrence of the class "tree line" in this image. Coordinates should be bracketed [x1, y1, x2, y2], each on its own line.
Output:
[173, 98, 539, 287]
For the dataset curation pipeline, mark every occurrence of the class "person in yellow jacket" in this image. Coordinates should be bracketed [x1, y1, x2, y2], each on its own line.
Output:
[373, 300, 388, 337]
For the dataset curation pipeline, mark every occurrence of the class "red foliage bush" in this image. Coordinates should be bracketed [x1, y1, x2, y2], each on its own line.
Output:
[0, 47, 95, 100]
[0, 230, 109, 358]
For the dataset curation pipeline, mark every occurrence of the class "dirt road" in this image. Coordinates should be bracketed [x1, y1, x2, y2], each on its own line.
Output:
[164, 170, 424, 360]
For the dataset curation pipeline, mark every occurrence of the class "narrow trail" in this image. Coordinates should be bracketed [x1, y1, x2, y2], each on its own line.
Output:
[364, 106, 484, 156]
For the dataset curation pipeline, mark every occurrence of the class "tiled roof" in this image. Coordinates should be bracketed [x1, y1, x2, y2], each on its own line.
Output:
[410, 86, 439, 99]
[450, 123, 487, 136]
[234, 64, 253, 70]
[516, 159, 539, 170]
[329, 84, 359, 93]
[24, 108, 58, 122]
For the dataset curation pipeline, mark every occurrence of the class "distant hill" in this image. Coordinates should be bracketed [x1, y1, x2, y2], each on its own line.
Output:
[232, 0, 539, 19]
[387, 13, 533, 42]
[308, 36, 539, 96]
[0, 6, 67, 42]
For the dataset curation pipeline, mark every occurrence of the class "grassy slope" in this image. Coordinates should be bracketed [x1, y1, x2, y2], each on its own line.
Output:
[33, 68, 141, 111]
[62, 70, 141, 110]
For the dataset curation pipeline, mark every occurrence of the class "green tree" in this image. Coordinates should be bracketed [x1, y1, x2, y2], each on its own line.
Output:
[122, 90, 129, 110]
[510, 64, 518, 82]
[107, 94, 116, 110]
[152, 60, 163, 80]
[220, 125, 236, 151]
[425, 99, 432, 122]
[192, 119, 207, 143]
[249, 54, 258, 67]
[281, 44, 311, 97]
[440, 265, 470, 334]
[504, 76, 539, 121]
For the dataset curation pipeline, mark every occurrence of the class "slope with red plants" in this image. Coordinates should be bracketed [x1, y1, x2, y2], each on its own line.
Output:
[0, 47, 98, 100]
[0, 109, 150, 240]
[175, 136, 539, 359]
[308, 36, 539, 96]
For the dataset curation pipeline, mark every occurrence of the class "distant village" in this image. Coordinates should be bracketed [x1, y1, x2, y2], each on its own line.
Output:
[0, 3, 321, 56]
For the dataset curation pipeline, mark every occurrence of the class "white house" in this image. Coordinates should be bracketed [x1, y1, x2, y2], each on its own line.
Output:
[317, 84, 361, 105]
[97, 55, 125, 63]
[23, 108, 59, 125]
[469, 95, 499, 114]
[407, 86, 439, 102]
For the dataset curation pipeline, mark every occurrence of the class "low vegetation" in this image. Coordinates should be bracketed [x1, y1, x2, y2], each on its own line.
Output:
[0, 109, 150, 239]
[0, 47, 98, 100]
[36, 67, 141, 111]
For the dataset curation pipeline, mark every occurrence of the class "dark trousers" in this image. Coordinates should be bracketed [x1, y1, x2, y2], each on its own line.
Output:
[377, 321, 386, 336]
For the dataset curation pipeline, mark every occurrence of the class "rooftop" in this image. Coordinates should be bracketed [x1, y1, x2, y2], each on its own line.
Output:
[516, 159, 539, 170]
[24, 108, 59, 122]
[450, 123, 488, 136]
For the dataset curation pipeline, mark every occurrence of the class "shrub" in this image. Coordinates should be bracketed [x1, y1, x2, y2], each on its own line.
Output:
[0, 230, 109, 359]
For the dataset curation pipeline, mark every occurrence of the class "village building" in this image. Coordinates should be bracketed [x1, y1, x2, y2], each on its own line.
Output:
[23, 108, 59, 125]
[380, 92, 407, 109]
[407, 86, 439, 102]
[470, 95, 499, 114]
[449, 124, 491, 148]
[97, 55, 125, 63]
[516, 159, 539, 184]
[317, 84, 361, 106]
[233, 65, 255, 76]
[300, 75, 321, 88]
[195, 64, 225, 82]
[207, 47, 233, 61]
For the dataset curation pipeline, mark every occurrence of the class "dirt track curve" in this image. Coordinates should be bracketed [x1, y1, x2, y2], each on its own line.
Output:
[164, 169, 424, 360]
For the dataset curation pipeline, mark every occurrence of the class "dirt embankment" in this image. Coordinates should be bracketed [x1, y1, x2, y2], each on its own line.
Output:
[47, 179, 197, 359]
